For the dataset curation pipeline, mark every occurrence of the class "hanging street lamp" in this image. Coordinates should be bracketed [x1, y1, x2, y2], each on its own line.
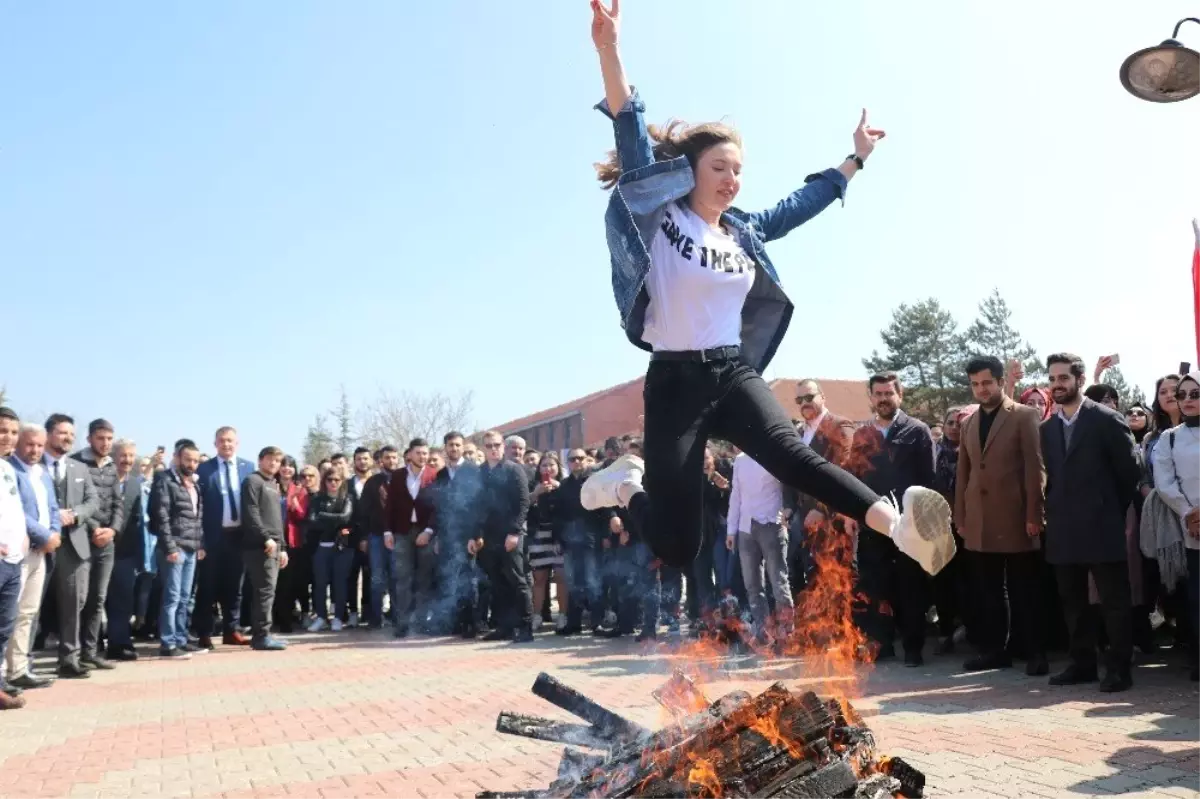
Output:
[1119, 17, 1200, 102]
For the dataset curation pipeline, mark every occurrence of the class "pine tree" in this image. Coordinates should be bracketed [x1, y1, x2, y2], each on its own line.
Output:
[965, 288, 1043, 386]
[332, 385, 355, 454]
[863, 298, 970, 422]
[1098, 366, 1146, 409]
[302, 414, 336, 466]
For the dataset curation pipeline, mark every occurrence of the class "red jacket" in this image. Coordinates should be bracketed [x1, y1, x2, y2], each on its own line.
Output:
[386, 466, 438, 535]
[285, 483, 310, 550]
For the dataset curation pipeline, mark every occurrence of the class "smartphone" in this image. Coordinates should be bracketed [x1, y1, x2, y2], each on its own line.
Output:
[1108, 353, 1120, 366]
[1181, 362, 1192, 375]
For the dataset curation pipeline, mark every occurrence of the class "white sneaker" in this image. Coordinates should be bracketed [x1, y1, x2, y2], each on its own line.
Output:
[348, 612, 359, 628]
[581, 454, 645, 510]
[331, 618, 345, 632]
[307, 617, 328, 633]
[555, 614, 568, 632]
[889, 486, 955, 576]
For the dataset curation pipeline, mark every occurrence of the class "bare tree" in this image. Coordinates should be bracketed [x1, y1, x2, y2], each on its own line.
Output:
[356, 389, 475, 450]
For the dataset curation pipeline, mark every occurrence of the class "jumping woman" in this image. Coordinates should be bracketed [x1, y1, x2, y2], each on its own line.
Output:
[579, 0, 955, 578]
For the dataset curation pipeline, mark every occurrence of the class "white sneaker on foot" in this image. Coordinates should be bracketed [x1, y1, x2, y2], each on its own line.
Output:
[307, 617, 328, 633]
[348, 612, 359, 628]
[889, 486, 955, 576]
[581, 455, 645, 510]
[331, 618, 345, 632]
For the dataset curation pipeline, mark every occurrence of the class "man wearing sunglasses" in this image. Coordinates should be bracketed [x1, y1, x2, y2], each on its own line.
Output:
[472, 431, 533, 643]
[1040, 352, 1141, 693]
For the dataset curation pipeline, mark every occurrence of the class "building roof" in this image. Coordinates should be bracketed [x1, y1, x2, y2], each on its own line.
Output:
[495, 374, 872, 447]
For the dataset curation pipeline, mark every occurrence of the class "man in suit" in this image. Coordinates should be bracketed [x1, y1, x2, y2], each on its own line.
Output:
[104, 438, 147, 661]
[848, 373, 937, 666]
[955, 356, 1048, 676]
[42, 414, 100, 679]
[384, 439, 439, 637]
[431, 432, 482, 637]
[193, 426, 255, 649]
[786, 380, 856, 593]
[5, 422, 62, 691]
[1040, 352, 1142, 692]
[474, 430, 533, 643]
[71, 418, 126, 671]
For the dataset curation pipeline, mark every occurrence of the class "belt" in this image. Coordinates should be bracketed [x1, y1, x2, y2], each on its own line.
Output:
[650, 345, 741, 363]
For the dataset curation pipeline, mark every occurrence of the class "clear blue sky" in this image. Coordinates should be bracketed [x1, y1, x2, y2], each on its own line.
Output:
[2, 2, 1197, 458]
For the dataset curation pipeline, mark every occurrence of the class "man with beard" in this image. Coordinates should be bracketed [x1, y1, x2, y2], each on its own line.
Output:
[345, 447, 375, 629]
[153, 443, 205, 659]
[431, 432, 482, 637]
[848, 374, 936, 666]
[955, 356, 1047, 675]
[360, 446, 398, 630]
[71, 419, 126, 671]
[1040, 353, 1141, 692]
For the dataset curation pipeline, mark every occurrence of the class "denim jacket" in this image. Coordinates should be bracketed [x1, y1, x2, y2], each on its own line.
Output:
[598, 89, 849, 371]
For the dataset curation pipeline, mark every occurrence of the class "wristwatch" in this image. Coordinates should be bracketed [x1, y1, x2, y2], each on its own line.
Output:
[846, 154, 864, 170]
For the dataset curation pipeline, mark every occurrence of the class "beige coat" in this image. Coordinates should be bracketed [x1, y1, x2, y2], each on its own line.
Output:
[954, 397, 1046, 553]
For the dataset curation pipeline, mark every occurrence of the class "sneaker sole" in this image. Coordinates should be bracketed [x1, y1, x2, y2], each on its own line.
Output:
[907, 487, 955, 575]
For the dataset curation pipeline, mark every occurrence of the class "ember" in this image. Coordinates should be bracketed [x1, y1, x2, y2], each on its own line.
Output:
[479, 672, 925, 799]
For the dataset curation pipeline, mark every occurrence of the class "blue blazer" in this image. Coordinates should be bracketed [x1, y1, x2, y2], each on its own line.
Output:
[8, 456, 62, 549]
[196, 456, 255, 544]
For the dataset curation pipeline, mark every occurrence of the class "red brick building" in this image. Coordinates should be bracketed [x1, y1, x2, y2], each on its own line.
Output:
[495, 376, 872, 452]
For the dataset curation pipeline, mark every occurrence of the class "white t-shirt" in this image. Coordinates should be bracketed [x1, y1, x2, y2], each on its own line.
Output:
[0, 460, 27, 565]
[643, 202, 755, 352]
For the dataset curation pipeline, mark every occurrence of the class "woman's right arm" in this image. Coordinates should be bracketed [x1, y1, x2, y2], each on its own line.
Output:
[592, 0, 654, 172]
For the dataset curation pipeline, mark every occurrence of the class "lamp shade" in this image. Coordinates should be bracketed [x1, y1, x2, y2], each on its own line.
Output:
[1119, 38, 1200, 102]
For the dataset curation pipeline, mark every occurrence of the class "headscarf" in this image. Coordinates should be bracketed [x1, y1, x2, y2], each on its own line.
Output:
[1019, 387, 1053, 421]
[1180, 373, 1199, 429]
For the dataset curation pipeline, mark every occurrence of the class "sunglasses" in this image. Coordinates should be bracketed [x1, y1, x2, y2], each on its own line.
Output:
[1127, 410, 1147, 418]
[795, 394, 817, 404]
[483, 443, 504, 449]
[568, 455, 586, 462]
[1176, 389, 1200, 401]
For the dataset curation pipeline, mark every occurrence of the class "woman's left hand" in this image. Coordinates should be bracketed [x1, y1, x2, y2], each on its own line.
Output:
[853, 109, 886, 160]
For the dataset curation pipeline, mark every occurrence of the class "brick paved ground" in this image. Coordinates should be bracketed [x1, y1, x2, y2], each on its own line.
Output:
[0, 630, 1196, 799]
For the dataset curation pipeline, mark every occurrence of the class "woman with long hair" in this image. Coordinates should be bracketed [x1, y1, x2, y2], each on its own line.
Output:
[528, 453, 569, 631]
[306, 470, 354, 632]
[272, 457, 303, 632]
[579, 0, 951, 577]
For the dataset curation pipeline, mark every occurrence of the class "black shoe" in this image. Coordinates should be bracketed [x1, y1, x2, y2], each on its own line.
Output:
[182, 643, 207, 655]
[81, 654, 116, 671]
[106, 646, 139, 662]
[1099, 669, 1133, 693]
[57, 662, 91, 679]
[1, 684, 23, 698]
[963, 652, 1013, 672]
[556, 624, 583, 637]
[460, 625, 479, 640]
[393, 626, 410, 639]
[1049, 664, 1098, 686]
[481, 629, 512, 642]
[934, 636, 956, 655]
[874, 644, 897, 662]
[904, 651, 924, 668]
[251, 637, 288, 651]
[158, 646, 191, 659]
[594, 626, 625, 639]
[8, 672, 53, 690]
[1025, 655, 1050, 677]
[512, 628, 534, 644]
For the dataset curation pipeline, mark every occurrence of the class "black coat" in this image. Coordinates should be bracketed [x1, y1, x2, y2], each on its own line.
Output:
[431, 461, 481, 544]
[306, 491, 353, 547]
[113, 474, 146, 561]
[152, 471, 203, 554]
[553, 472, 615, 549]
[1040, 399, 1141, 565]
[849, 410, 936, 504]
[479, 460, 531, 542]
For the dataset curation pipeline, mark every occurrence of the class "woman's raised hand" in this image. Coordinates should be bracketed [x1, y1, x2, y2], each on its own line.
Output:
[591, 0, 620, 49]
[853, 109, 886, 160]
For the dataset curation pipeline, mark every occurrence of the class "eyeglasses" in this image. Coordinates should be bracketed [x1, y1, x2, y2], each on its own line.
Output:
[1127, 410, 1147, 418]
[795, 394, 817, 404]
[568, 455, 585, 462]
[1176, 389, 1200, 401]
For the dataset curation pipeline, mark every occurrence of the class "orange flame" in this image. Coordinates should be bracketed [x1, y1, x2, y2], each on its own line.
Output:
[748, 704, 804, 761]
[684, 753, 721, 798]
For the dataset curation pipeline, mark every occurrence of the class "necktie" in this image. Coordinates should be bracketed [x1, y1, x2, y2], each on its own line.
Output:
[224, 460, 239, 522]
[54, 460, 62, 482]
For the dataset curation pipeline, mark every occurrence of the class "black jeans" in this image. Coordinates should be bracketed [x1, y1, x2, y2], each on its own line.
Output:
[855, 531, 929, 655]
[476, 538, 533, 633]
[194, 529, 245, 636]
[630, 359, 881, 569]
[967, 550, 1045, 657]
[1056, 561, 1132, 674]
[345, 547, 370, 620]
[242, 550, 280, 641]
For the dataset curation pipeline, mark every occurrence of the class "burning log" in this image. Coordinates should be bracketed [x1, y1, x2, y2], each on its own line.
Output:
[480, 674, 924, 799]
[496, 711, 614, 750]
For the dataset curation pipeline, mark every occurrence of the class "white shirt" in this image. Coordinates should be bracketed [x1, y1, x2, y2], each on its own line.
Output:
[1057, 403, 1083, 427]
[1152, 423, 1200, 551]
[644, 202, 755, 352]
[352, 474, 368, 499]
[216, 457, 241, 528]
[26, 462, 50, 531]
[405, 467, 422, 523]
[801, 411, 828, 447]
[447, 457, 465, 481]
[727, 453, 783, 537]
[0, 460, 26, 565]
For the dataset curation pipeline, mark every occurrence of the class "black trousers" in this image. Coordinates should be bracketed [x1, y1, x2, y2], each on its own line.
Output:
[345, 547, 370, 619]
[242, 550, 280, 641]
[967, 549, 1045, 657]
[274, 546, 311, 630]
[1056, 561, 1132, 673]
[476, 538, 533, 633]
[630, 359, 880, 569]
[855, 531, 929, 655]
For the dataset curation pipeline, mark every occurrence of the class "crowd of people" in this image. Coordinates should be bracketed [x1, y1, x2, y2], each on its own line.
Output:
[0, 352, 1195, 712]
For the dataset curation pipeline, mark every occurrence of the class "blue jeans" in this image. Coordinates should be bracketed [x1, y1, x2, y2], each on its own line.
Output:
[563, 543, 601, 628]
[158, 549, 197, 649]
[312, 546, 353, 620]
[105, 556, 140, 649]
[367, 535, 395, 626]
[0, 560, 22, 661]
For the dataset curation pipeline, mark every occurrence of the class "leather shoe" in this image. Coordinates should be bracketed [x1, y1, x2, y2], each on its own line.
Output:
[904, 650, 924, 668]
[106, 646, 139, 662]
[512, 628, 534, 644]
[1, 684, 23, 698]
[1099, 669, 1133, 693]
[82, 654, 116, 671]
[481, 629, 512, 642]
[460, 625, 478, 640]
[556, 624, 583, 637]
[0, 690, 26, 711]
[57, 661, 91, 679]
[222, 631, 251, 646]
[251, 637, 288, 651]
[1049, 664, 1098, 686]
[197, 636, 215, 651]
[9, 672, 54, 690]
[963, 652, 1013, 672]
[1025, 655, 1050, 677]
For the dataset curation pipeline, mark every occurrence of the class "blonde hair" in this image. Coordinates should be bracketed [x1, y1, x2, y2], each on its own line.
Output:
[594, 119, 742, 190]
